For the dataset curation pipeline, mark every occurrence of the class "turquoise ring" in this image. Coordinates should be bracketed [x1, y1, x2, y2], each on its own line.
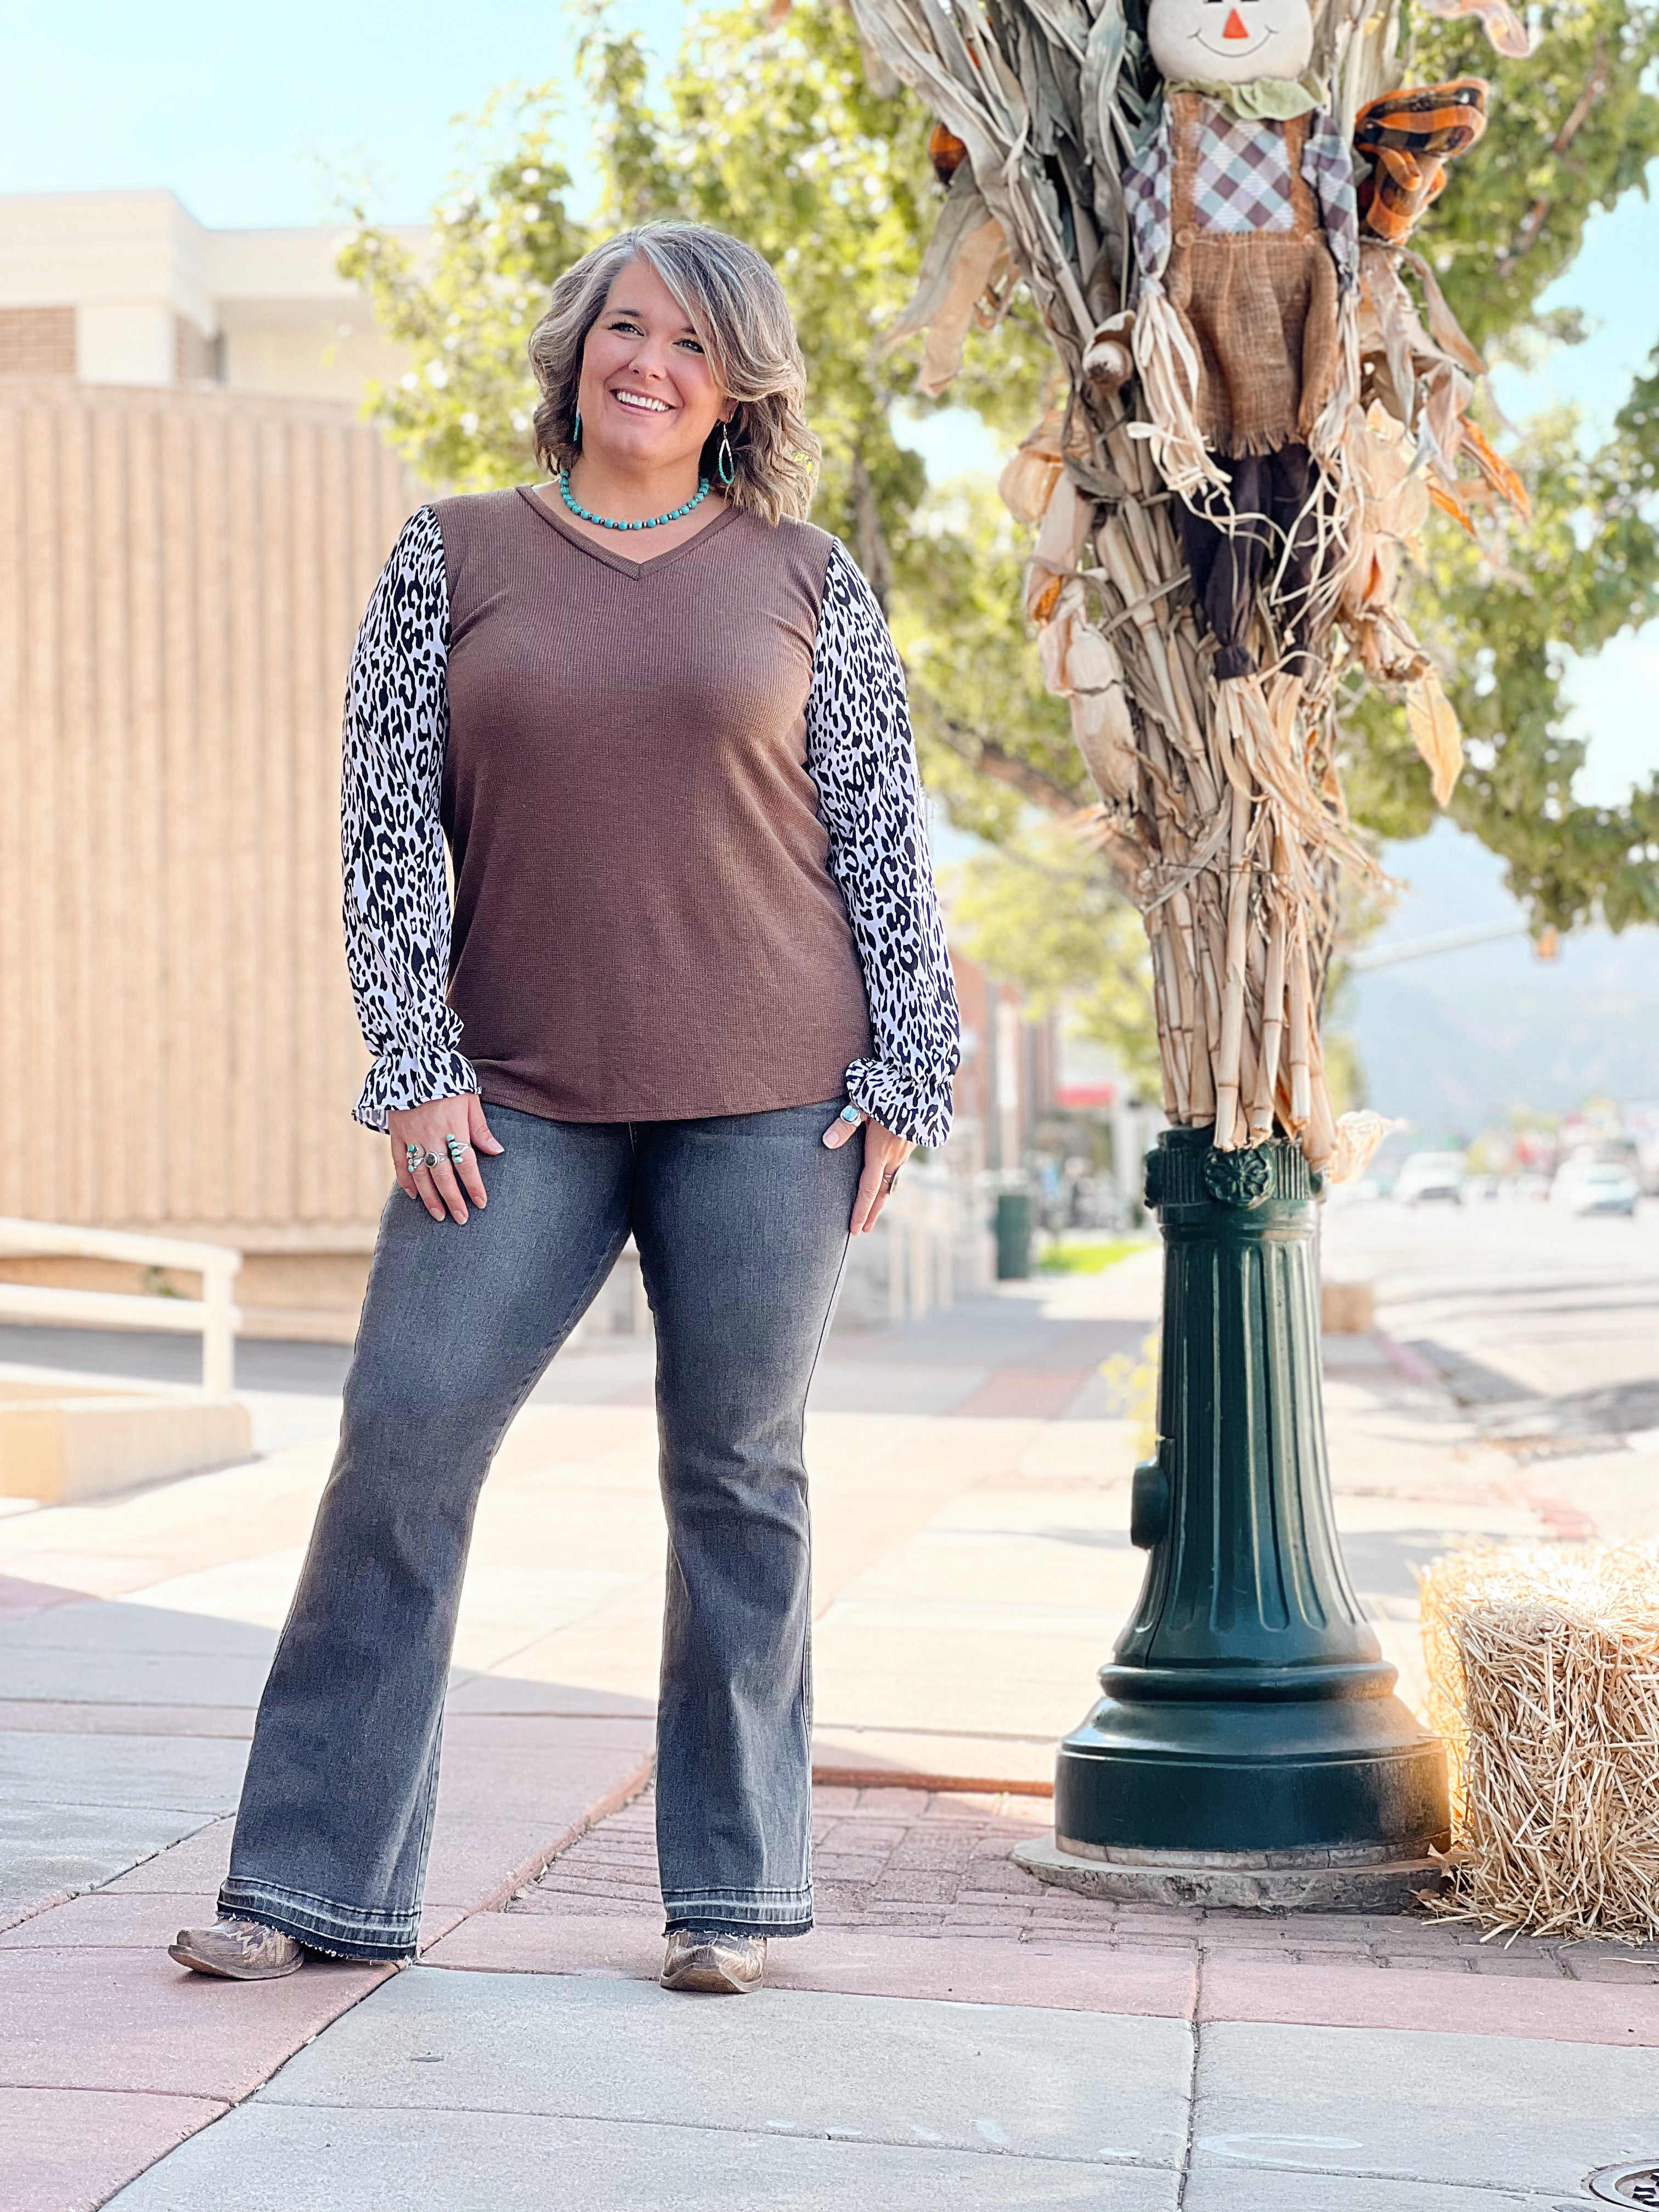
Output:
[405, 1142, 423, 1173]
[839, 1104, 865, 1126]
[445, 1133, 469, 1163]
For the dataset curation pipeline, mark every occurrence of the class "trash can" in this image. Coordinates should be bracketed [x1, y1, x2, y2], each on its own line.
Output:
[994, 1190, 1032, 1280]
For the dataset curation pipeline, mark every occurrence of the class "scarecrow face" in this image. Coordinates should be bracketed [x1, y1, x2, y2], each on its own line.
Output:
[1148, 0, 1315, 84]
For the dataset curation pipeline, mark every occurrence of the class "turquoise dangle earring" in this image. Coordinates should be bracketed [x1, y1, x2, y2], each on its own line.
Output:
[717, 421, 735, 487]
[572, 404, 583, 451]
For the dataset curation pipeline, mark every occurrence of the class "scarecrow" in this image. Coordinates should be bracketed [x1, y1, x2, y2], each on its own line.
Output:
[1122, 0, 1359, 689]
[852, 0, 1529, 1164]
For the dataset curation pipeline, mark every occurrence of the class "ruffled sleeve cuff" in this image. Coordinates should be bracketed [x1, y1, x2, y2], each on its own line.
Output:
[353, 1043, 482, 1134]
[844, 1057, 955, 1151]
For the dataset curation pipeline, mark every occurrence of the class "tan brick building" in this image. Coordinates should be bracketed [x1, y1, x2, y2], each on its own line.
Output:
[1, 193, 427, 1335]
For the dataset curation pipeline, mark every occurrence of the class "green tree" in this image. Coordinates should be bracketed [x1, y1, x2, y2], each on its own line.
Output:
[578, 2, 928, 584]
[1339, 0, 1659, 931]
[890, 478, 1090, 842]
[946, 821, 1163, 1097]
[1345, 388, 1659, 931]
[339, 0, 1659, 1083]
[338, 93, 589, 492]
[1415, 0, 1659, 355]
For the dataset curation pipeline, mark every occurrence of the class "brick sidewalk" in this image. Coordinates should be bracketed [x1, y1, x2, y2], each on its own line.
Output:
[408, 1776, 1659, 2049]
[517, 1784, 1659, 1985]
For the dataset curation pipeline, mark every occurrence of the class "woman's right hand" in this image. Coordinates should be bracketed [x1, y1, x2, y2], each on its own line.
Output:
[388, 1093, 504, 1223]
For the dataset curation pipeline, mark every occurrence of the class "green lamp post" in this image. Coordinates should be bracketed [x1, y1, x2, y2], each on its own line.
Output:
[1022, 1125, 1449, 1910]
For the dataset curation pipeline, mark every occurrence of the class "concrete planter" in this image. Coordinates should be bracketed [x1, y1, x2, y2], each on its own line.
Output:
[0, 1380, 252, 1503]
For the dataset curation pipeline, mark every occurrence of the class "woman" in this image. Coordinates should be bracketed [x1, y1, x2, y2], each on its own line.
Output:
[169, 222, 960, 1997]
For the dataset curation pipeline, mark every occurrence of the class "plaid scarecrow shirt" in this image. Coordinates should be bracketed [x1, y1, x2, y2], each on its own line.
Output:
[1125, 95, 1359, 291]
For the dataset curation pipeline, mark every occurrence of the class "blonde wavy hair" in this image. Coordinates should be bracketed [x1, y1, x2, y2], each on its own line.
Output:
[528, 224, 820, 527]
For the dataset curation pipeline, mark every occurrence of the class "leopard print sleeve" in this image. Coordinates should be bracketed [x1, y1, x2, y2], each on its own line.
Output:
[805, 538, 961, 1149]
[341, 505, 481, 1132]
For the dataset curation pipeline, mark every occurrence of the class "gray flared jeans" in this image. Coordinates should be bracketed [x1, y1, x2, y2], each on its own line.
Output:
[218, 1099, 859, 1959]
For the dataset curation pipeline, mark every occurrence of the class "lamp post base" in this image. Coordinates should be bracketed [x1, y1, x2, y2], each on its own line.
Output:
[1048, 1127, 1451, 1890]
[1054, 1681, 1449, 1862]
[1012, 1835, 1447, 1915]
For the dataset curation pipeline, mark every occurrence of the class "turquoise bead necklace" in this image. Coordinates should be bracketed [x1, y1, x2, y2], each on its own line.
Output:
[558, 469, 712, 532]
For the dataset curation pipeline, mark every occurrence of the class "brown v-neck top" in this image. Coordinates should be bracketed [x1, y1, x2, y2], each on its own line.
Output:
[340, 490, 961, 1145]
[431, 486, 873, 1124]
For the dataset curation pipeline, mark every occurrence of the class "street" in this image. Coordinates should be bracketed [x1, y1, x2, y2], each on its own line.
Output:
[1324, 1192, 1659, 1539]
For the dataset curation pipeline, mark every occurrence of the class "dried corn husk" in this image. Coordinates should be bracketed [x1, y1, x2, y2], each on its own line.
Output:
[1416, 0, 1533, 60]
[999, 409, 1068, 524]
[1353, 402, 1430, 538]
[1459, 418, 1531, 523]
[879, 162, 1011, 396]
[1356, 241, 1526, 542]
[1324, 1107, 1395, 1183]
[1034, 471, 1094, 573]
[850, 0, 1526, 1162]
[1420, 1540, 1659, 1942]
[1039, 580, 1139, 799]
[1406, 668, 1464, 805]
[1026, 469, 1095, 623]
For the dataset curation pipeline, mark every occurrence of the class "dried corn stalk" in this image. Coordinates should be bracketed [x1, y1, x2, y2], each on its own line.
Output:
[1420, 1541, 1659, 1943]
[851, 0, 1527, 1168]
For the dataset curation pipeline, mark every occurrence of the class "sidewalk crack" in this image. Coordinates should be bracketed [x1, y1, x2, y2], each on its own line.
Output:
[1175, 1950, 1203, 2208]
[257, 2098, 1178, 2166]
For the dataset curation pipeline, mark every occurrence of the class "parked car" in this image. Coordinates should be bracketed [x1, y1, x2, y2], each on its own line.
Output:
[1392, 1152, 1466, 1206]
[1550, 1161, 1640, 1217]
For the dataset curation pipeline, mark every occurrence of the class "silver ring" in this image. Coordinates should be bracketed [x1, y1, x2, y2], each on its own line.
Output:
[405, 1142, 422, 1172]
[839, 1104, 865, 1126]
[445, 1133, 469, 1161]
[423, 1150, 443, 1170]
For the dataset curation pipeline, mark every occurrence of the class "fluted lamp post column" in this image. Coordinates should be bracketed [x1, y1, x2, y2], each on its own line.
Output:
[1015, 1127, 1449, 1912]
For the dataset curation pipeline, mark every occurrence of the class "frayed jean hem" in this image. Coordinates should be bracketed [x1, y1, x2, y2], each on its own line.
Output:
[662, 1889, 813, 1938]
[218, 1880, 418, 1963]
[664, 1915, 815, 1939]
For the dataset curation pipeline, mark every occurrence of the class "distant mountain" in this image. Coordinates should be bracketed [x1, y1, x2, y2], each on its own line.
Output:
[1345, 821, 1659, 1138]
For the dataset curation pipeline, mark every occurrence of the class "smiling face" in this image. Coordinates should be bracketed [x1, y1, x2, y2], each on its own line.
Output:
[1148, 0, 1314, 83]
[576, 255, 732, 478]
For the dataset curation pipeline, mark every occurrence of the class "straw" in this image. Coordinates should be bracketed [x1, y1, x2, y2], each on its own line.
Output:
[1420, 1539, 1659, 1943]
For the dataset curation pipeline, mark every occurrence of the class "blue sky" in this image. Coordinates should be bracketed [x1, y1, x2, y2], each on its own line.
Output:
[9, 0, 1655, 808]
[4, 0, 676, 227]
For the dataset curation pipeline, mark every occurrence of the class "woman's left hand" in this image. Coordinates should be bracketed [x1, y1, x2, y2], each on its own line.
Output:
[823, 1108, 912, 1235]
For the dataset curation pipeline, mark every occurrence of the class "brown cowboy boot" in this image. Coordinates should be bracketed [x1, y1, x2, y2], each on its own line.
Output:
[168, 1916, 304, 1980]
[659, 1928, 767, 1995]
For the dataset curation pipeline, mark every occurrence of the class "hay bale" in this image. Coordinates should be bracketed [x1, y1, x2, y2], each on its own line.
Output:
[1420, 1539, 1659, 1942]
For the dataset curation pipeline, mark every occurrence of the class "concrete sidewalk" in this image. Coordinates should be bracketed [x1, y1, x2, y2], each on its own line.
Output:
[2, 1254, 1657, 2209]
